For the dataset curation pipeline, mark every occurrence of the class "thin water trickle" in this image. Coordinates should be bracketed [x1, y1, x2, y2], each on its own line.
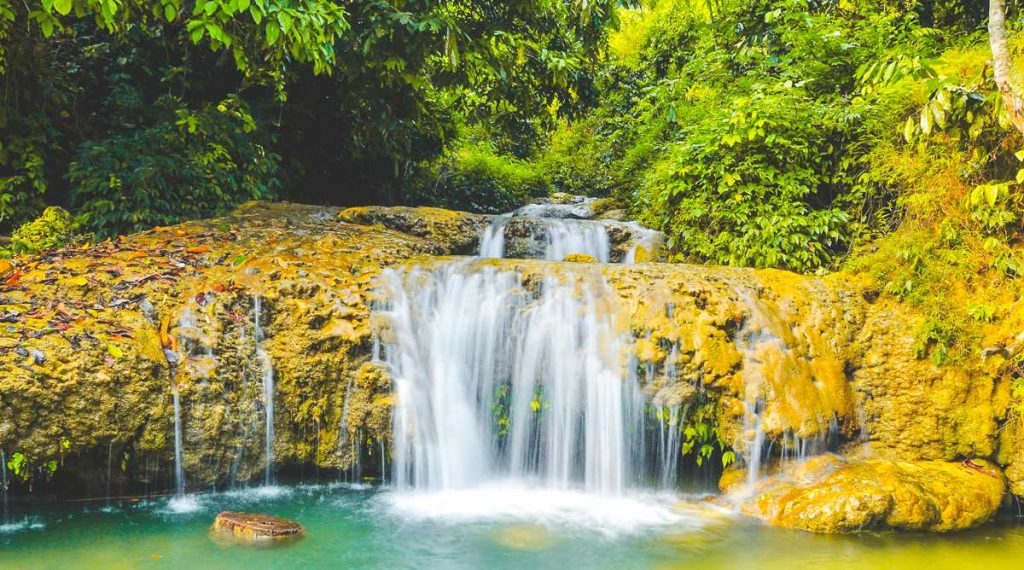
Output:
[1, 448, 9, 524]
[732, 287, 777, 491]
[172, 387, 185, 497]
[254, 296, 275, 487]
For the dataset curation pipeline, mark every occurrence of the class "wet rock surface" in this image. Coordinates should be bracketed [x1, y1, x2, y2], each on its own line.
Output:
[0, 201, 1017, 522]
[212, 511, 304, 542]
[732, 455, 1006, 533]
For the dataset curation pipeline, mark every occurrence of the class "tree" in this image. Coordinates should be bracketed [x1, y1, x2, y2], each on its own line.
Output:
[990, 0, 1024, 135]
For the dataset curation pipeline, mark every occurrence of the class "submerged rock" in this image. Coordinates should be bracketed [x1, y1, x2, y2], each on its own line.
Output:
[212, 511, 304, 542]
[733, 456, 1006, 533]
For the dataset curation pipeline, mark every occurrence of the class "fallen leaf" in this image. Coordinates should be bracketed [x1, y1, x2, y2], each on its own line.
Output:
[107, 344, 124, 359]
[185, 246, 210, 254]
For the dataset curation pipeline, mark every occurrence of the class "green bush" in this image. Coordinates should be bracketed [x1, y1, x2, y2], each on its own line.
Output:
[410, 141, 550, 214]
[540, 118, 623, 198]
[68, 91, 280, 237]
[9, 206, 77, 255]
[638, 92, 854, 272]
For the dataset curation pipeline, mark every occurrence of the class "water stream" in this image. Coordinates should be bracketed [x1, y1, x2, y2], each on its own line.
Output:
[254, 296, 276, 487]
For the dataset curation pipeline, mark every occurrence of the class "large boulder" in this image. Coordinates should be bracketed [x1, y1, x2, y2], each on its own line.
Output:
[731, 455, 1006, 533]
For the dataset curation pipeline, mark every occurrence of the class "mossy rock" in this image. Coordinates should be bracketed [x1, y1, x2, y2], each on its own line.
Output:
[736, 456, 1006, 533]
[212, 511, 304, 542]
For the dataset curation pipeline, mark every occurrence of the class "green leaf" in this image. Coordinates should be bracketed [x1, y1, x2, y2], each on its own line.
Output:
[985, 184, 999, 207]
[903, 116, 915, 142]
[53, 0, 72, 16]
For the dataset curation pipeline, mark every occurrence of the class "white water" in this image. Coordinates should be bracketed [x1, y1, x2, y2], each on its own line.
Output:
[479, 215, 509, 258]
[543, 220, 611, 262]
[377, 262, 647, 495]
[172, 388, 186, 497]
[479, 197, 661, 263]
[254, 296, 275, 487]
[382, 484, 708, 537]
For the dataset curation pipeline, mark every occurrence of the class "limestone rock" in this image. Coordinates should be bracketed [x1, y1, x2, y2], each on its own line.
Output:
[736, 456, 1006, 533]
[562, 253, 598, 263]
[338, 205, 490, 255]
[212, 511, 304, 542]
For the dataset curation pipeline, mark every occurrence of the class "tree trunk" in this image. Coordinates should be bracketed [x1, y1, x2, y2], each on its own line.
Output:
[990, 0, 1024, 135]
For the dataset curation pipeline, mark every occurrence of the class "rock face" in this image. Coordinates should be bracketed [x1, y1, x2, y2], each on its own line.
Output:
[731, 455, 1006, 533]
[0, 202, 1017, 530]
[212, 511, 304, 542]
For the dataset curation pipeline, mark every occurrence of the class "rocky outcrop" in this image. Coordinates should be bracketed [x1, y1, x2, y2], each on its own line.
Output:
[0, 202, 1017, 531]
[212, 511, 304, 542]
[337, 205, 489, 255]
[727, 455, 1006, 533]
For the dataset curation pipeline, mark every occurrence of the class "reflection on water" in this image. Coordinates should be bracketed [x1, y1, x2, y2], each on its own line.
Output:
[1, 484, 1022, 569]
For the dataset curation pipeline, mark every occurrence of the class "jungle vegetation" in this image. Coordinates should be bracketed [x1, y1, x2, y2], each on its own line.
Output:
[2, 1, 1024, 364]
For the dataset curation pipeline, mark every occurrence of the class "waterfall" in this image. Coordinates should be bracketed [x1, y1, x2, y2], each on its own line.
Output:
[479, 215, 509, 258]
[172, 387, 185, 496]
[655, 405, 683, 489]
[1, 448, 9, 524]
[733, 289, 775, 490]
[254, 296, 275, 486]
[543, 220, 611, 263]
[377, 262, 647, 495]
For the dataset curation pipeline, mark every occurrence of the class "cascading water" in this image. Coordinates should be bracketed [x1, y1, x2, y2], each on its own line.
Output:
[731, 288, 842, 492]
[654, 405, 683, 489]
[543, 220, 611, 263]
[172, 388, 185, 497]
[478, 197, 661, 263]
[254, 296, 275, 487]
[479, 215, 509, 258]
[373, 261, 715, 534]
[377, 262, 645, 494]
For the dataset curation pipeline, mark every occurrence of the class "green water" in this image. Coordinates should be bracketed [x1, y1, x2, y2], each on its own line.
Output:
[1, 484, 1022, 570]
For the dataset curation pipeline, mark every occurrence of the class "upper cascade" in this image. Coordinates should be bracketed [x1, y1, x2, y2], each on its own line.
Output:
[479, 195, 663, 263]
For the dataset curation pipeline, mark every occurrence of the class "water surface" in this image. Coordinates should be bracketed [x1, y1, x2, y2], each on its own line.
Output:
[2, 484, 1022, 569]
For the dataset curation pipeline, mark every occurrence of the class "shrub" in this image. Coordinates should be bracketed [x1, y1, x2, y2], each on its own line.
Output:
[9, 206, 77, 255]
[68, 91, 280, 238]
[410, 140, 550, 214]
[637, 92, 855, 273]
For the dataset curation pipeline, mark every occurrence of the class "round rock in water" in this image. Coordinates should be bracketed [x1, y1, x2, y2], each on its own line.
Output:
[211, 511, 305, 543]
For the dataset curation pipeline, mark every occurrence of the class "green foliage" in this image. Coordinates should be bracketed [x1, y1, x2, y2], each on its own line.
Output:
[1, 0, 621, 237]
[533, 0, 931, 273]
[10, 206, 77, 255]
[540, 118, 623, 197]
[7, 451, 26, 480]
[680, 400, 732, 468]
[914, 315, 961, 365]
[410, 140, 550, 214]
[641, 93, 853, 272]
[68, 91, 279, 237]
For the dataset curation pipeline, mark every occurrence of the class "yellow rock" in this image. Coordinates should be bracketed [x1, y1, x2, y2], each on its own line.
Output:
[735, 457, 1006, 533]
[563, 253, 599, 263]
[211, 511, 304, 542]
